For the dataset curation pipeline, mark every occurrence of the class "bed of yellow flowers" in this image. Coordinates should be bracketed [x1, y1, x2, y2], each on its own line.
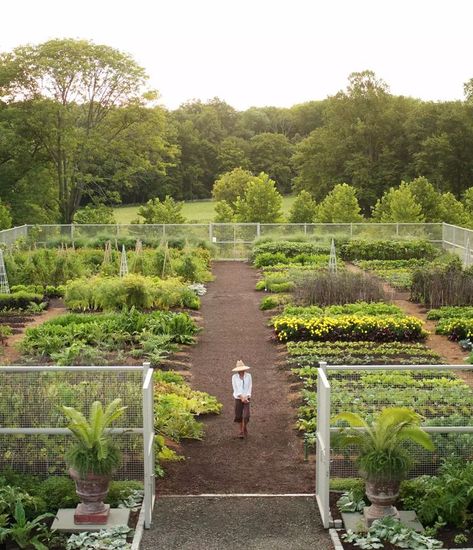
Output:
[273, 314, 427, 342]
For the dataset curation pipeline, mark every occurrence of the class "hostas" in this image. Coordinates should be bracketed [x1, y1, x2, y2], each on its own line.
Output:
[333, 407, 434, 481]
[63, 399, 127, 477]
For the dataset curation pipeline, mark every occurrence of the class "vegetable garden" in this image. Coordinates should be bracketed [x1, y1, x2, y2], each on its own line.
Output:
[0, 238, 222, 548]
[251, 234, 473, 548]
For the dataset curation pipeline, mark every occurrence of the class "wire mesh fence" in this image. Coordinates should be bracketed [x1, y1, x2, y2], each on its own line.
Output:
[443, 223, 473, 265]
[0, 222, 447, 259]
[325, 365, 473, 479]
[0, 367, 145, 480]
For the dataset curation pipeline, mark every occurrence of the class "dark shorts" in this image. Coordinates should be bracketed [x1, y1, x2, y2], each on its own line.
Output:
[234, 399, 250, 423]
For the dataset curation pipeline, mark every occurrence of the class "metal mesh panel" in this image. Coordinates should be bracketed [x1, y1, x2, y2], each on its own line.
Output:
[0, 222, 461, 259]
[328, 366, 473, 478]
[0, 369, 144, 479]
[0, 225, 28, 246]
[443, 223, 473, 265]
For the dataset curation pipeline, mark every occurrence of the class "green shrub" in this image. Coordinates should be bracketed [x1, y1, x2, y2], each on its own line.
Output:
[260, 296, 278, 310]
[251, 240, 329, 261]
[340, 239, 439, 261]
[0, 291, 44, 310]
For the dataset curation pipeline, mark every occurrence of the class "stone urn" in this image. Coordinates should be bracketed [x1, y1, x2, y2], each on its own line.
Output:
[69, 468, 111, 524]
[363, 478, 401, 527]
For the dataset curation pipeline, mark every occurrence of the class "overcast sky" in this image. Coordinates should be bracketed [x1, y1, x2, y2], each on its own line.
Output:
[1, 0, 471, 110]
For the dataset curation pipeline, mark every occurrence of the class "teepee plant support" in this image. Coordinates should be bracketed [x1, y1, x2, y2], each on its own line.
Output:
[328, 238, 337, 273]
[0, 248, 10, 294]
[119, 245, 129, 277]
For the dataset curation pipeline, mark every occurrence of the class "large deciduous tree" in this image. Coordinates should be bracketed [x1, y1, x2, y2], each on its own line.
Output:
[0, 38, 156, 222]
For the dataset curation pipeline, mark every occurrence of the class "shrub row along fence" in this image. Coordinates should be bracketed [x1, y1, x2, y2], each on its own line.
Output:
[0, 222, 455, 259]
[0, 363, 156, 528]
[315, 363, 473, 529]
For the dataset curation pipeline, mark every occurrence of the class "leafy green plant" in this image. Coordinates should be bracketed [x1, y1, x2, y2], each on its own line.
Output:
[66, 525, 132, 549]
[63, 399, 127, 477]
[333, 407, 434, 482]
[336, 490, 366, 512]
[340, 239, 439, 261]
[343, 516, 442, 549]
[0, 500, 53, 550]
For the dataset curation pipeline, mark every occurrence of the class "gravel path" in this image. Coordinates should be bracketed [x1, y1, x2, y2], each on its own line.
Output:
[141, 496, 332, 550]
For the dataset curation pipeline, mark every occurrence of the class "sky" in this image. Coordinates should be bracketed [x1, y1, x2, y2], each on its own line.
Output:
[1, 0, 472, 110]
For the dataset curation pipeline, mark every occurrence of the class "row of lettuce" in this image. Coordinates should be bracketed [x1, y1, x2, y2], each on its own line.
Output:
[253, 237, 473, 544]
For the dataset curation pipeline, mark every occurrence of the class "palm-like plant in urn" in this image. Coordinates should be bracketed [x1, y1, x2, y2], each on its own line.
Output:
[63, 399, 127, 524]
[333, 407, 434, 526]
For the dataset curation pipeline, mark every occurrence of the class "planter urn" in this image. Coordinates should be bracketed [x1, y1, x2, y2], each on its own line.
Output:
[363, 478, 401, 527]
[69, 468, 111, 524]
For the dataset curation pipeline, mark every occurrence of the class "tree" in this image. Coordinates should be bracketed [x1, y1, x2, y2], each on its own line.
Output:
[372, 183, 425, 222]
[0, 39, 151, 222]
[212, 168, 254, 209]
[0, 200, 12, 230]
[288, 191, 318, 223]
[406, 176, 443, 222]
[74, 204, 116, 224]
[137, 196, 186, 224]
[438, 192, 470, 225]
[235, 173, 283, 223]
[316, 184, 363, 223]
[217, 136, 250, 174]
[248, 133, 294, 193]
[463, 187, 473, 215]
[214, 200, 235, 222]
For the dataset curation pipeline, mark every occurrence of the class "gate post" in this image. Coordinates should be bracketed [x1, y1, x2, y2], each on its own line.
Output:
[315, 363, 331, 528]
[142, 362, 155, 529]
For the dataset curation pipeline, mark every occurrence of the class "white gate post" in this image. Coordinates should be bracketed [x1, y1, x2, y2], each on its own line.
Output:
[315, 363, 331, 529]
[142, 362, 155, 529]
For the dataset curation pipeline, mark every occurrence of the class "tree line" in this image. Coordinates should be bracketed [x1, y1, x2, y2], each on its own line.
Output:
[1, 39, 473, 227]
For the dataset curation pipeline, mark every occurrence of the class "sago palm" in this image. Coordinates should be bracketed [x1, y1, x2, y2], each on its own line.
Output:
[63, 399, 127, 477]
[333, 407, 434, 481]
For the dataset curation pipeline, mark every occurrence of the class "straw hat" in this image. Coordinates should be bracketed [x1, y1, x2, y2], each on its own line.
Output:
[232, 360, 250, 372]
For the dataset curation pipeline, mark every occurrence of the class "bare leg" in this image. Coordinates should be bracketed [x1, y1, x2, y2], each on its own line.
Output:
[238, 421, 244, 437]
[243, 419, 248, 436]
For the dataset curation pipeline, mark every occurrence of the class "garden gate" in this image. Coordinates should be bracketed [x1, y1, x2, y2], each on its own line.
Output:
[0, 363, 156, 528]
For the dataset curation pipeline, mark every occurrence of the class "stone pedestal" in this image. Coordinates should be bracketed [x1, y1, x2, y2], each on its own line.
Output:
[341, 510, 423, 533]
[74, 503, 110, 525]
[52, 508, 130, 533]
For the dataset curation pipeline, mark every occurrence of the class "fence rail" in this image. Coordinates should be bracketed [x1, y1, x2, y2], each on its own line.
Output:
[0, 363, 155, 529]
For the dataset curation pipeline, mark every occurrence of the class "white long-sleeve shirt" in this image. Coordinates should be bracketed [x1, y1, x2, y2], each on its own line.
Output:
[232, 373, 252, 399]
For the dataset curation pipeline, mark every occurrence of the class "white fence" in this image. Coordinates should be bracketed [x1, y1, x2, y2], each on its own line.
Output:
[315, 364, 473, 529]
[0, 363, 156, 529]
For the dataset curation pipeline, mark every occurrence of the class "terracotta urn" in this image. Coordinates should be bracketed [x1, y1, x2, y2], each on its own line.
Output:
[69, 468, 111, 524]
[363, 478, 401, 527]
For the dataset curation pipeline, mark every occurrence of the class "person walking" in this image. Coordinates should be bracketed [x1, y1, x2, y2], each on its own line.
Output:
[232, 360, 252, 438]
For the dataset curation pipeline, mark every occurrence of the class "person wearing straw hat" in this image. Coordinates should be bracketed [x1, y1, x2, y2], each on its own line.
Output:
[232, 360, 252, 438]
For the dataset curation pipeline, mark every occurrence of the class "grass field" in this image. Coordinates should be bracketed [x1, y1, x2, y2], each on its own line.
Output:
[114, 196, 296, 224]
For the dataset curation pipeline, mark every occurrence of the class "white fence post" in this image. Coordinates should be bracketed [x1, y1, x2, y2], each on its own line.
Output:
[142, 362, 155, 529]
[315, 363, 331, 529]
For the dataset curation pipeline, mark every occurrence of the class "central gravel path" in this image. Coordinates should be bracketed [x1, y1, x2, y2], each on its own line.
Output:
[156, 261, 315, 494]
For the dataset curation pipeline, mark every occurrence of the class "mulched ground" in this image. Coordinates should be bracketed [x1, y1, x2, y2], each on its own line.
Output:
[156, 261, 315, 494]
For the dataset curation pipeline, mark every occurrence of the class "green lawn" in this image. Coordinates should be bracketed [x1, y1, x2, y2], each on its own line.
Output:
[114, 196, 296, 224]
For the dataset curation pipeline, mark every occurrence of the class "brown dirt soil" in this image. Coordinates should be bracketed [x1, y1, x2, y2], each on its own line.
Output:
[1, 298, 67, 364]
[157, 261, 315, 495]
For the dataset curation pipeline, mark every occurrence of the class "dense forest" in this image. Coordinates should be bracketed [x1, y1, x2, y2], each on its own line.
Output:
[1, 38, 473, 226]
